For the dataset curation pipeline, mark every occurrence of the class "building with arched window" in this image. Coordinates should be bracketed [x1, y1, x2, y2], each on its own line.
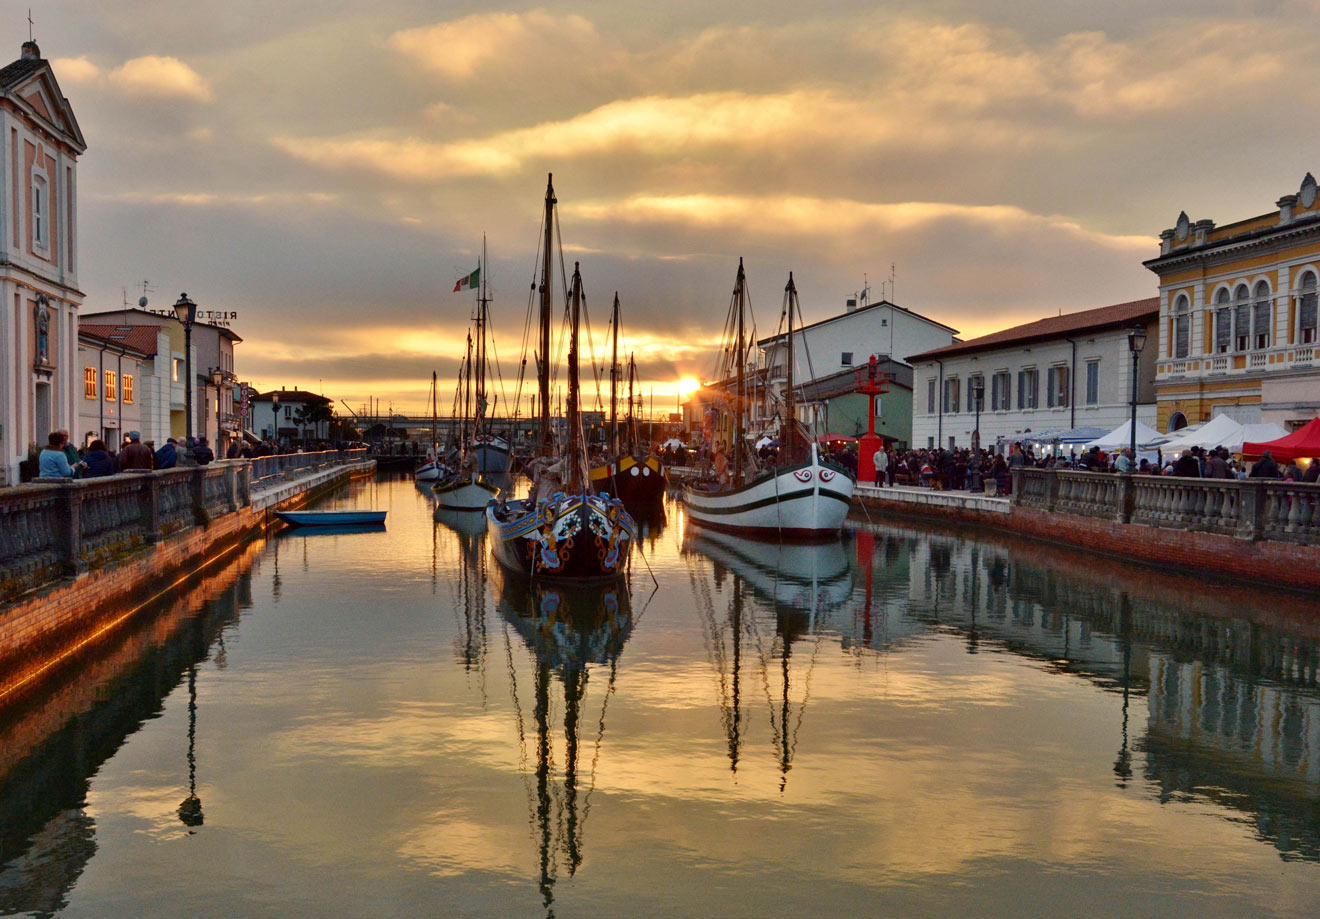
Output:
[0, 41, 86, 484]
[1145, 174, 1320, 432]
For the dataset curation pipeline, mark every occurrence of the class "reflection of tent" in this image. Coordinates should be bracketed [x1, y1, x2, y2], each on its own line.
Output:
[1158, 415, 1290, 454]
[1083, 419, 1162, 450]
[1242, 417, 1320, 462]
[660, 438, 689, 450]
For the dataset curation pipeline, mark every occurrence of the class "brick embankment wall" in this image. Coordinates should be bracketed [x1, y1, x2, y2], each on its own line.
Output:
[852, 488, 1320, 593]
[0, 461, 373, 707]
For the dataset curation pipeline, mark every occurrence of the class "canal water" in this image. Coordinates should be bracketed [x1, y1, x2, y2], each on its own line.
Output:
[2, 474, 1319, 918]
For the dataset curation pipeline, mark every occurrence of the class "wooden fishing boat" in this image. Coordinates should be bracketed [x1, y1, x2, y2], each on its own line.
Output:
[487, 175, 635, 581]
[681, 262, 855, 540]
[275, 509, 387, 526]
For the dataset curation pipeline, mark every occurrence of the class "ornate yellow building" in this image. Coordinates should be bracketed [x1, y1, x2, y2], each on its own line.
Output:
[1144, 174, 1320, 432]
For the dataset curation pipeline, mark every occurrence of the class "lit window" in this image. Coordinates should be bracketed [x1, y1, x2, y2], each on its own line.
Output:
[173, 358, 181, 382]
[84, 366, 96, 399]
[124, 374, 134, 404]
[104, 370, 116, 401]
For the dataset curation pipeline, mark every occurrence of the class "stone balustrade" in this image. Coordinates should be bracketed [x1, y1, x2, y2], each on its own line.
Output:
[1013, 468, 1320, 545]
[0, 449, 367, 603]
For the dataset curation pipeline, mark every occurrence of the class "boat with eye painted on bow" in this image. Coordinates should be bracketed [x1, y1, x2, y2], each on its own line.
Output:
[681, 261, 854, 540]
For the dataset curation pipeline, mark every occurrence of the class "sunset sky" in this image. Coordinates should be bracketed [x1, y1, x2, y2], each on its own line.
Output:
[33, 0, 1320, 415]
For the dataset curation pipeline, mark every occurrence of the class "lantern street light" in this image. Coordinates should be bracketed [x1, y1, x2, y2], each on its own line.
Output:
[972, 376, 985, 454]
[173, 294, 198, 459]
[1127, 326, 1148, 467]
[209, 368, 224, 457]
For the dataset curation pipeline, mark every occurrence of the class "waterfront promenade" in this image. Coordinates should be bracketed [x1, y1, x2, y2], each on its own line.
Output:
[0, 450, 374, 707]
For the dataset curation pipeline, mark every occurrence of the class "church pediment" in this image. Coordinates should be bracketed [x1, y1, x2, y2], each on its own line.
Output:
[1, 64, 86, 153]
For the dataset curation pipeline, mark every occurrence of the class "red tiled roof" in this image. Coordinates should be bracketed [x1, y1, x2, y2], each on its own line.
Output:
[79, 324, 162, 357]
[906, 297, 1159, 362]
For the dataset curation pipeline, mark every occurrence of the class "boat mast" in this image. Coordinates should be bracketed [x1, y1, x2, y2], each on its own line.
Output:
[462, 331, 473, 454]
[783, 272, 797, 466]
[476, 234, 488, 438]
[566, 263, 589, 492]
[538, 175, 555, 457]
[430, 371, 438, 456]
[609, 293, 620, 456]
[734, 258, 746, 484]
[626, 352, 637, 454]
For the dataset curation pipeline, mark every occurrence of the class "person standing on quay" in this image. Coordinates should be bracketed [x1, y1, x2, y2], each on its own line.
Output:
[1114, 448, 1133, 474]
[1250, 450, 1281, 479]
[119, 431, 154, 471]
[39, 431, 79, 478]
[82, 440, 118, 477]
[155, 438, 179, 469]
[193, 436, 215, 465]
[873, 446, 888, 487]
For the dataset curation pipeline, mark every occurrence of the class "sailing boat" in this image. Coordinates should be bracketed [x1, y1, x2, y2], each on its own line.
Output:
[682, 262, 855, 539]
[413, 371, 450, 482]
[435, 331, 501, 510]
[486, 175, 636, 580]
[588, 295, 666, 513]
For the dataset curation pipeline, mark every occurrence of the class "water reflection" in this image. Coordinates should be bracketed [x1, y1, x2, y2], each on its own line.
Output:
[0, 539, 258, 916]
[497, 572, 633, 918]
[850, 521, 1320, 861]
[683, 531, 852, 789]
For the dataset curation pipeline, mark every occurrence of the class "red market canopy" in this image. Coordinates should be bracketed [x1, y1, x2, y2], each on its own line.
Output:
[1241, 417, 1320, 462]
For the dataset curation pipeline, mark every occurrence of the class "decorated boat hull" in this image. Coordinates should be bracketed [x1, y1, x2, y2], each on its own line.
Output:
[414, 460, 449, 482]
[434, 476, 500, 511]
[681, 446, 854, 540]
[589, 454, 665, 512]
[472, 434, 511, 474]
[486, 492, 636, 581]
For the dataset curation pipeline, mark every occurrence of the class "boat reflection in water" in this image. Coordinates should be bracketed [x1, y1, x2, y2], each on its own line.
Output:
[683, 527, 853, 788]
[495, 569, 633, 917]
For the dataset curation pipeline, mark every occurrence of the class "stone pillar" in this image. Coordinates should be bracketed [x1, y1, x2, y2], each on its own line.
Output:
[139, 471, 163, 544]
[237, 460, 251, 507]
[1045, 470, 1060, 512]
[192, 465, 207, 526]
[1115, 473, 1135, 524]
[57, 482, 89, 575]
[1239, 479, 1266, 542]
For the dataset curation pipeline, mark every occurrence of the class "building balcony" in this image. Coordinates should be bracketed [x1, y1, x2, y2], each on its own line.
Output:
[1158, 344, 1317, 379]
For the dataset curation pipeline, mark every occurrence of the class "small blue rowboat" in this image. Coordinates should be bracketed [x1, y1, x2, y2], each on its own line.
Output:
[275, 510, 387, 526]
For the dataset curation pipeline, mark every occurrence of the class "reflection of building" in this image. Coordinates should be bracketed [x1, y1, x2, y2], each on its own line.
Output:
[908, 298, 1159, 452]
[0, 42, 86, 484]
[1144, 174, 1320, 432]
[81, 307, 242, 452]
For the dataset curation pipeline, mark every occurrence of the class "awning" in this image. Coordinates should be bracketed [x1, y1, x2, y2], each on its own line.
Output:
[1242, 416, 1320, 461]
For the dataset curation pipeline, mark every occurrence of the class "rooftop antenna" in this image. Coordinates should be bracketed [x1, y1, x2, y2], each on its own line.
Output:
[137, 279, 153, 309]
[28, 9, 33, 42]
[858, 272, 870, 309]
[890, 262, 896, 303]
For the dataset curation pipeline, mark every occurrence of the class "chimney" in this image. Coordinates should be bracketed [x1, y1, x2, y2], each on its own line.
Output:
[845, 298, 857, 314]
[20, 41, 40, 61]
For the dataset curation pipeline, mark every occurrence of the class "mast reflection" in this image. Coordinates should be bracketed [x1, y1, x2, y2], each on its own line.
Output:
[497, 571, 633, 917]
[684, 528, 852, 790]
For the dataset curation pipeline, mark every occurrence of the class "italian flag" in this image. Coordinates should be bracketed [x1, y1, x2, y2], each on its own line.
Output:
[453, 267, 480, 292]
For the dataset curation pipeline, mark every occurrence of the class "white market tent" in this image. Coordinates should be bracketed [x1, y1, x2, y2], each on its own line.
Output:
[1157, 416, 1291, 454]
[1082, 419, 1163, 451]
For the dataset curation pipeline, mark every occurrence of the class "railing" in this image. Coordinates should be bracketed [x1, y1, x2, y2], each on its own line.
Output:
[0, 449, 370, 601]
[1013, 468, 1320, 545]
[1159, 343, 1317, 377]
[250, 448, 367, 484]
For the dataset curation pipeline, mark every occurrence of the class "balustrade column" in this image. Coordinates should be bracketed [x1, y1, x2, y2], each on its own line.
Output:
[139, 472, 163, 544]
[57, 482, 89, 575]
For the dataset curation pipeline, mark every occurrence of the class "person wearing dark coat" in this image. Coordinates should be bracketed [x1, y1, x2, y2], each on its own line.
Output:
[1171, 451, 1201, 477]
[83, 439, 118, 477]
[192, 437, 215, 465]
[1250, 450, 1281, 478]
[155, 438, 179, 469]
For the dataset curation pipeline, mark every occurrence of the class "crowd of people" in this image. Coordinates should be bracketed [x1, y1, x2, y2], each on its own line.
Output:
[34, 430, 331, 479]
[865, 441, 1319, 493]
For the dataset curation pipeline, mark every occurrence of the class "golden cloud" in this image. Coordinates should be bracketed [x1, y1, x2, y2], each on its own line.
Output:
[50, 56, 101, 85]
[390, 9, 601, 81]
[107, 55, 212, 102]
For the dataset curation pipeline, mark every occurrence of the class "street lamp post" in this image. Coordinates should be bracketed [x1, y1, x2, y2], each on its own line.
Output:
[972, 377, 985, 453]
[270, 391, 280, 447]
[210, 368, 224, 456]
[1127, 327, 1148, 466]
[173, 294, 198, 458]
